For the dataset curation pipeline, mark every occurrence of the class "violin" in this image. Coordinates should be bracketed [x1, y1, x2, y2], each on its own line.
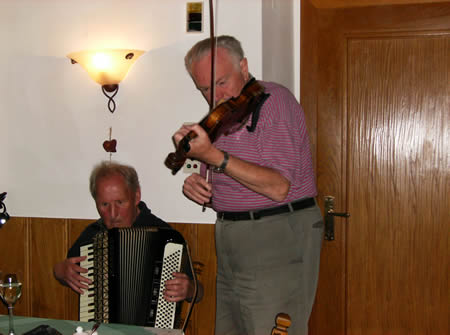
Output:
[165, 78, 267, 175]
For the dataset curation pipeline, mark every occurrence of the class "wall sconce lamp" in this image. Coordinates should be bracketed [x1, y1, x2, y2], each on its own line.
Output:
[68, 49, 145, 113]
[0, 192, 10, 228]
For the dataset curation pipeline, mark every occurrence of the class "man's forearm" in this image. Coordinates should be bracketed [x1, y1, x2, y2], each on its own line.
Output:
[223, 154, 290, 202]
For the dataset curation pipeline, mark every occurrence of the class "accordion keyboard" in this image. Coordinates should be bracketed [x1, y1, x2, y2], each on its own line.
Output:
[79, 243, 95, 322]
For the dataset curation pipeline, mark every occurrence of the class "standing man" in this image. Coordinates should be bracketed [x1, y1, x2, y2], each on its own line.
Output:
[54, 161, 202, 303]
[172, 35, 323, 335]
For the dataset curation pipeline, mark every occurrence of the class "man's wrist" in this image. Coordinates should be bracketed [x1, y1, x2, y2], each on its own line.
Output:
[213, 151, 229, 173]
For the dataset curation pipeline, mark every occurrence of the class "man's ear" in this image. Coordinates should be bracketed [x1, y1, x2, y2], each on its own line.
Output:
[240, 57, 249, 81]
[135, 188, 141, 205]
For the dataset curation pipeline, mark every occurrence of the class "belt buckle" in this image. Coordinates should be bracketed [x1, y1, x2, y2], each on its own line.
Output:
[251, 211, 261, 220]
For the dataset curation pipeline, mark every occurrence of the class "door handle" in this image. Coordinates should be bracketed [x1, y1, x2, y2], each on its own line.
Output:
[324, 195, 350, 241]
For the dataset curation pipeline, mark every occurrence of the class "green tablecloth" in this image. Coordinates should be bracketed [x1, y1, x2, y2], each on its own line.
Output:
[0, 316, 183, 335]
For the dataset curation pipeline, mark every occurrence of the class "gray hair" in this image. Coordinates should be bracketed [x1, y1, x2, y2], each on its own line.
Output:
[89, 161, 140, 199]
[184, 35, 245, 74]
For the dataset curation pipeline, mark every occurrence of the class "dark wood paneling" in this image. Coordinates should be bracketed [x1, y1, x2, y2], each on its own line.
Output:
[0, 217, 216, 335]
[0, 217, 29, 315]
[30, 218, 67, 319]
[172, 222, 216, 335]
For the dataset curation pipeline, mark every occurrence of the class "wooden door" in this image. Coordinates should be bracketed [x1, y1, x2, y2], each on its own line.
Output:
[301, 2, 449, 334]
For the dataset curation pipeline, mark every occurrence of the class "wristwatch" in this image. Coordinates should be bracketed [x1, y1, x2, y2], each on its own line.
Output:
[213, 151, 229, 173]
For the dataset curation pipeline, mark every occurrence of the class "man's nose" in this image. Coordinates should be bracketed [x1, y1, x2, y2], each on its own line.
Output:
[214, 89, 228, 105]
[110, 205, 118, 218]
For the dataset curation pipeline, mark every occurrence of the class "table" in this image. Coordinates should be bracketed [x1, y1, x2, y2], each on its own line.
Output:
[0, 316, 184, 335]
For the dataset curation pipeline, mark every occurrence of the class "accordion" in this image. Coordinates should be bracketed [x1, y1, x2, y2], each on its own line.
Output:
[79, 226, 189, 329]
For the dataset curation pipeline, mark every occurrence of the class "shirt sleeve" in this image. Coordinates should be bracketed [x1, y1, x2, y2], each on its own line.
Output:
[256, 85, 311, 186]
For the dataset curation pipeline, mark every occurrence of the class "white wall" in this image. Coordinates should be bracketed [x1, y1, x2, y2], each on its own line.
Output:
[262, 0, 299, 98]
[0, 0, 299, 223]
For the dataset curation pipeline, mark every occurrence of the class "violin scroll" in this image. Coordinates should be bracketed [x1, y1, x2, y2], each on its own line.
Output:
[165, 130, 197, 175]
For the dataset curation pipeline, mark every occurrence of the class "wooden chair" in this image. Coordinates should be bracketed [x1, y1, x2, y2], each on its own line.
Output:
[271, 313, 291, 335]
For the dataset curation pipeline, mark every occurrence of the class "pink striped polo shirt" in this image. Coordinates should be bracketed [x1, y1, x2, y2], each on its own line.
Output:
[209, 81, 317, 212]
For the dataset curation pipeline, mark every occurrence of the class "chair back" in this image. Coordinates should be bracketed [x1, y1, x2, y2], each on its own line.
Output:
[271, 313, 291, 335]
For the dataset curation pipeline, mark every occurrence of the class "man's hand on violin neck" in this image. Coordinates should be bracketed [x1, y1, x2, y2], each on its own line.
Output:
[173, 124, 193, 144]
[174, 124, 217, 162]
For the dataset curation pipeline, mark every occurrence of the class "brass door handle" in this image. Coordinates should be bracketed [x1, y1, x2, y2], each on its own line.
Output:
[324, 196, 350, 241]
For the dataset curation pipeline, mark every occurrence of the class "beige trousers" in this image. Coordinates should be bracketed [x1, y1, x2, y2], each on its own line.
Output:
[214, 203, 324, 335]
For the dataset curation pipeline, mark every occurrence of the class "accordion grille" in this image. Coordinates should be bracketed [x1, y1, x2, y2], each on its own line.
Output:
[118, 228, 153, 324]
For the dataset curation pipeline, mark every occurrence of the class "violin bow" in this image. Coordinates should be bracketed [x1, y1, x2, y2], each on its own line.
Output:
[202, 0, 217, 212]
[209, 0, 217, 111]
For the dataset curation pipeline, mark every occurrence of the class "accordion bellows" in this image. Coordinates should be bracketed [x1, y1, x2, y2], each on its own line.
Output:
[79, 226, 187, 329]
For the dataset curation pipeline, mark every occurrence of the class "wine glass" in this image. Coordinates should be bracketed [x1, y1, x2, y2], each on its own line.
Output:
[0, 273, 22, 335]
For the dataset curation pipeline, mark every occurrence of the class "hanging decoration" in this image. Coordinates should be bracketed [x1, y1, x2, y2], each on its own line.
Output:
[102, 127, 117, 160]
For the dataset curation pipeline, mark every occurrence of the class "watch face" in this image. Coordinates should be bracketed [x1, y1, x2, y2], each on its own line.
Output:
[213, 151, 229, 173]
[213, 167, 224, 173]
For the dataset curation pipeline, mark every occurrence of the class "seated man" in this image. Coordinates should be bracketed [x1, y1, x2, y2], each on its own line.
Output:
[54, 161, 203, 303]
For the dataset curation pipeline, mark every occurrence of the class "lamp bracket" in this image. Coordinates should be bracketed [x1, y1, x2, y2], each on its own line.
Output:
[102, 84, 119, 113]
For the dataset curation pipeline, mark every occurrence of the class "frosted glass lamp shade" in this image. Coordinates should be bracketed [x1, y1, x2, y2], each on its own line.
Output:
[67, 49, 145, 86]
